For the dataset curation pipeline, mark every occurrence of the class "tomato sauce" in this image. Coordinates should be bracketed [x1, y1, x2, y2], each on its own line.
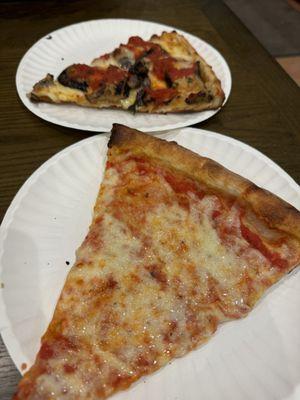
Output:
[168, 64, 197, 81]
[164, 172, 205, 199]
[145, 88, 177, 105]
[240, 223, 288, 269]
[152, 58, 174, 80]
[68, 64, 128, 90]
[39, 342, 54, 360]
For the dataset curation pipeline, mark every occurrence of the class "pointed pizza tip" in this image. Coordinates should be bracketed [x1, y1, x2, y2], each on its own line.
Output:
[109, 124, 137, 148]
[109, 124, 151, 149]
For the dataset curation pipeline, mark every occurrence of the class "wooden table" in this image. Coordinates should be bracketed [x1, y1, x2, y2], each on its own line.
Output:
[1, 0, 300, 398]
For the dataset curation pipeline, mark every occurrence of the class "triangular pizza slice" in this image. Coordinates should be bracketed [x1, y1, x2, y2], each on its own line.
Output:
[14, 125, 300, 399]
[29, 31, 225, 113]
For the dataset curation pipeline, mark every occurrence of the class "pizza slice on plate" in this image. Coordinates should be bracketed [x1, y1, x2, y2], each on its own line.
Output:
[14, 125, 300, 399]
[29, 31, 225, 113]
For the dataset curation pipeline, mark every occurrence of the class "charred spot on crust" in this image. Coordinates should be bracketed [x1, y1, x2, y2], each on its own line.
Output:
[58, 68, 88, 92]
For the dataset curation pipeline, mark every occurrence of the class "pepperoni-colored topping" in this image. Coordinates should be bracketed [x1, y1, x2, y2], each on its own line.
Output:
[145, 88, 177, 105]
[240, 223, 288, 269]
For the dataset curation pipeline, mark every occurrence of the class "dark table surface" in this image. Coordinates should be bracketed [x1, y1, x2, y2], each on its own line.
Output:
[1, 0, 300, 398]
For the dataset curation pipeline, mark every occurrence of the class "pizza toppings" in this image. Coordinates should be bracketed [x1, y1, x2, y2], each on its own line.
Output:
[58, 64, 128, 92]
[143, 88, 178, 105]
[30, 31, 225, 112]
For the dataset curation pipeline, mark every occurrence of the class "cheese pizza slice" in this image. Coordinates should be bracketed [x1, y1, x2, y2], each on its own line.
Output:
[29, 31, 225, 113]
[14, 125, 300, 399]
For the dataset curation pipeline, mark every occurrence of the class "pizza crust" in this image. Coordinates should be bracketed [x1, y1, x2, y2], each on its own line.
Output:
[109, 124, 300, 240]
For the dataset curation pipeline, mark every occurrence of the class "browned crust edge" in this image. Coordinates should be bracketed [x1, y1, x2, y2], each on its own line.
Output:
[109, 124, 300, 240]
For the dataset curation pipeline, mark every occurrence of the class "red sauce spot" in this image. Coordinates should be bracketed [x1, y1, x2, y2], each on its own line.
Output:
[128, 36, 152, 47]
[145, 88, 178, 105]
[164, 172, 205, 199]
[168, 64, 197, 81]
[149, 50, 196, 82]
[68, 64, 128, 90]
[147, 264, 167, 288]
[108, 370, 124, 387]
[21, 362, 27, 371]
[152, 57, 174, 80]
[106, 276, 118, 290]
[212, 210, 221, 219]
[136, 355, 150, 367]
[122, 36, 155, 58]
[240, 223, 288, 269]
[104, 66, 128, 84]
[83, 217, 103, 250]
[39, 342, 54, 360]
[126, 156, 158, 176]
[63, 364, 76, 374]
[94, 354, 103, 367]
[147, 45, 167, 61]
[163, 320, 178, 343]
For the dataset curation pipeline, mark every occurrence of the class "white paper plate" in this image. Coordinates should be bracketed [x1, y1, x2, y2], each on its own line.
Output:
[1, 128, 299, 400]
[16, 19, 231, 132]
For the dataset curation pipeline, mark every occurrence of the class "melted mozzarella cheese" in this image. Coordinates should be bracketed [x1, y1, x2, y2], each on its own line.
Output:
[91, 55, 120, 69]
[148, 72, 167, 90]
[120, 89, 137, 109]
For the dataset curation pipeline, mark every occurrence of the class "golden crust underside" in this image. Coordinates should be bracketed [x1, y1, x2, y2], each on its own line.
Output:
[109, 124, 300, 240]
